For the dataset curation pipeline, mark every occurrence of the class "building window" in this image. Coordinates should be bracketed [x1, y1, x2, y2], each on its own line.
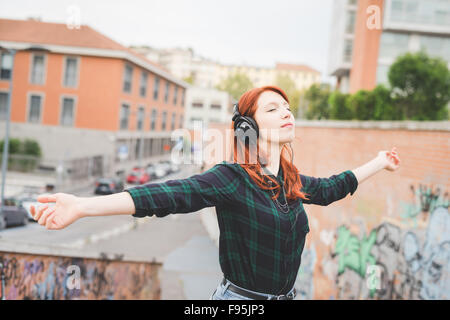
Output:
[0, 92, 8, 120]
[123, 64, 133, 93]
[140, 71, 147, 97]
[345, 10, 356, 34]
[379, 32, 410, 60]
[63, 57, 78, 87]
[31, 54, 45, 85]
[343, 39, 353, 63]
[192, 101, 203, 108]
[137, 106, 145, 130]
[153, 76, 160, 100]
[173, 86, 178, 105]
[181, 89, 185, 107]
[171, 112, 176, 130]
[161, 111, 167, 130]
[179, 115, 183, 128]
[165, 81, 170, 103]
[60, 97, 75, 126]
[28, 95, 42, 123]
[0, 52, 13, 80]
[150, 108, 157, 130]
[210, 103, 221, 110]
[120, 104, 130, 130]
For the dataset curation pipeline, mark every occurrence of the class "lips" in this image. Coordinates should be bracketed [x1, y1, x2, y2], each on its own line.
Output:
[281, 123, 293, 128]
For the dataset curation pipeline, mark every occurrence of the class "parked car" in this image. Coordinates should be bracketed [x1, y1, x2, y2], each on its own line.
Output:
[154, 162, 169, 179]
[126, 170, 150, 184]
[94, 177, 124, 195]
[0, 197, 29, 230]
[145, 164, 157, 179]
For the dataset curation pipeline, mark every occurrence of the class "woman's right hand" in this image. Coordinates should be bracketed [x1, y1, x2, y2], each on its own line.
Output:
[30, 193, 84, 230]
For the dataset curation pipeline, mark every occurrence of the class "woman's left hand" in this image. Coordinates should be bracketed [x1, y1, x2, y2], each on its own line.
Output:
[377, 147, 401, 171]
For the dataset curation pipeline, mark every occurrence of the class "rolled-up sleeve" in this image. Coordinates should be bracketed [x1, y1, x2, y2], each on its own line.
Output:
[299, 170, 358, 206]
[124, 164, 240, 218]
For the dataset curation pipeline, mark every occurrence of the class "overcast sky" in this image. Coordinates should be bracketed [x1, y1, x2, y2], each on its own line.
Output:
[2, 0, 335, 84]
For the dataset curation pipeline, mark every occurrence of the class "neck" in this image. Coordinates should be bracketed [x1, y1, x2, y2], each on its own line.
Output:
[260, 142, 283, 176]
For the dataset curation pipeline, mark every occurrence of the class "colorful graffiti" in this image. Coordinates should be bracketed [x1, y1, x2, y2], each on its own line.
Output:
[400, 184, 449, 228]
[324, 199, 449, 299]
[303, 182, 449, 300]
[0, 252, 161, 300]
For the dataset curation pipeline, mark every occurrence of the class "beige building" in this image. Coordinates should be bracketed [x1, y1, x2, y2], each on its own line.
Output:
[131, 46, 321, 91]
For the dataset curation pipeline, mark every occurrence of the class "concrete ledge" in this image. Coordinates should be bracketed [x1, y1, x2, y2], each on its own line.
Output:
[295, 120, 450, 131]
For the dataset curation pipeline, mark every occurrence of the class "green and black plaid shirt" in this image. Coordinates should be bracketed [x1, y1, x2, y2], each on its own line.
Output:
[124, 161, 358, 295]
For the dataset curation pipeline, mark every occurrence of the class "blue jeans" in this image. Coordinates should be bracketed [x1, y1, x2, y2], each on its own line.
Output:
[210, 279, 296, 300]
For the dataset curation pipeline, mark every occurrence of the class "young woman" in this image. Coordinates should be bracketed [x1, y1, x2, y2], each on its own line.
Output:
[30, 85, 401, 300]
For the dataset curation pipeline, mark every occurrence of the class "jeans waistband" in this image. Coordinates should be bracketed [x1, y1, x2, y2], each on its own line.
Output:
[222, 278, 296, 300]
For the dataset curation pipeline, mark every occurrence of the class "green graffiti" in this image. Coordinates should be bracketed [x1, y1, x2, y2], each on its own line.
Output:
[334, 226, 377, 278]
[400, 184, 449, 227]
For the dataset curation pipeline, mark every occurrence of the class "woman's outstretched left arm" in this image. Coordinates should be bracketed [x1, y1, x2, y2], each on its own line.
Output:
[351, 147, 401, 185]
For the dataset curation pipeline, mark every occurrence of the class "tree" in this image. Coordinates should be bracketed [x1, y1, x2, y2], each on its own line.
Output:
[372, 84, 402, 120]
[347, 90, 376, 120]
[329, 91, 352, 120]
[22, 139, 42, 157]
[0, 138, 21, 154]
[216, 73, 254, 101]
[182, 74, 195, 85]
[388, 51, 450, 120]
[275, 74, 302, 116]
[303, 84, 331, 120]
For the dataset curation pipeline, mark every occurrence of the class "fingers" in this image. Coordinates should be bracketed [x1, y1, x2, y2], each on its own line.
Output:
[37, 193, 57, 203]
[45, 214, 56, 230]
[33, 204, 48, 221]
[38, 205, 56, 226]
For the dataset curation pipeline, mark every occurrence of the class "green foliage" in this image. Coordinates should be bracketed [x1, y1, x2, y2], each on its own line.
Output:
[388, 51, 450, 120]
[329, 91, 352, 120]
[0, 138, 42, 172]
[182, 75, 195, 85]
[216, 72, 254, 101]
[22, 139, 42, 157]
[275, 74, 302, 116]
[303, 84, 331, 120]
[0, 138, 21, 154]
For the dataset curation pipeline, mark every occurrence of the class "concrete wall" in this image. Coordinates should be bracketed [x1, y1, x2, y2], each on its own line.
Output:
[0, 250, 161, 300]
[203, 120, 449, 300]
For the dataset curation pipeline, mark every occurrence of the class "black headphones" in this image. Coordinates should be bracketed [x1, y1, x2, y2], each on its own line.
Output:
[232, 103, 259, 139]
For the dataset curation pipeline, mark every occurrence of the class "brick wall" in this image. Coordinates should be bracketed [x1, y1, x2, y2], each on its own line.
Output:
[205, 120, 449, 300]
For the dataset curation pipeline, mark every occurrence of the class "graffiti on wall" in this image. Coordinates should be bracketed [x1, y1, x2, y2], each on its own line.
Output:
[400, 184, 449, 228]
[0, 253, 161, 300]
[319, 182, 449, 300]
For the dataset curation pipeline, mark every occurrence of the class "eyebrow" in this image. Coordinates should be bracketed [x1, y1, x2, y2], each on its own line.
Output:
[264, 101, 288, 108]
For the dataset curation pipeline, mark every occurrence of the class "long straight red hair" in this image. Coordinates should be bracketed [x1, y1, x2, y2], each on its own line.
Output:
[231, 85, 310, 202]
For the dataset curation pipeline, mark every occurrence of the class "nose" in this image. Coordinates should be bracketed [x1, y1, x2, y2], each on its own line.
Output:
[281, 108, 291, 119]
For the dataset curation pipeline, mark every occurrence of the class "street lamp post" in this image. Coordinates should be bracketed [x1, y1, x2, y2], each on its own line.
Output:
[0, 48, 16, 221]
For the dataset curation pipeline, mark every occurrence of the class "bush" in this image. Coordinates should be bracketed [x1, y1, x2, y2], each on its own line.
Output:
[0, 138, 42, 172]
[329, 91, 352, 120]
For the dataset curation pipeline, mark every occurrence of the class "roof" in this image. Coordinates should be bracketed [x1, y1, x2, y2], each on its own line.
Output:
[275, 63, 320, 74]
[0, 18, 172, 75]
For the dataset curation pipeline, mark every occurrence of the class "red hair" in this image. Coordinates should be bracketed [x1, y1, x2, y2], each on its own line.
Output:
[231, 85, 310, 201]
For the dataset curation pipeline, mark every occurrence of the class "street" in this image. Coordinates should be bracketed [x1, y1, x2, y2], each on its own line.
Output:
[0, 164, 200, 250]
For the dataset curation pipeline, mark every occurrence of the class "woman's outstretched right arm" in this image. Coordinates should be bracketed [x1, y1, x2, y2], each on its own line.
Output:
[31, 191, 136, 230]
